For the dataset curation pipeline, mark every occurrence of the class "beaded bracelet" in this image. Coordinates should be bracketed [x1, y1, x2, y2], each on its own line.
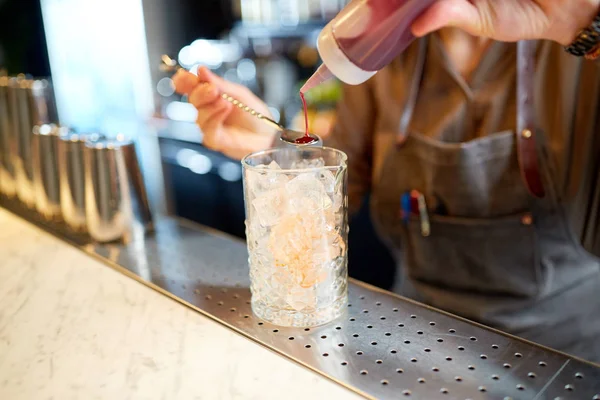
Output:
[565, 12, 600, 58]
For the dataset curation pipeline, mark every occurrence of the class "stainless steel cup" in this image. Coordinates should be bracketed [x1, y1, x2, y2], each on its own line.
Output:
[32, 124, 64, 221]
[58, 132, 104, 233]
[0, 75, 17, 198]
[7, 76, 34, 207]
[9, 77, 57, 208]
[84, 136, 153, 243]
[29, 79, 57, 124]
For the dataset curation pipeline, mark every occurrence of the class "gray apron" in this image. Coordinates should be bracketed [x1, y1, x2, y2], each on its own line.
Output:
[371, 39, 600, 363]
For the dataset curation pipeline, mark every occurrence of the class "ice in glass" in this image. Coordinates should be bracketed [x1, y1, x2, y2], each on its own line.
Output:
[242, 147, 348, 327]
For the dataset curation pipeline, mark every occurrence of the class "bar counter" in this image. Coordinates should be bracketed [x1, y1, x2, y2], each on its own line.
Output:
[1, 205, 600, 400]
[0, 209, 360, 400]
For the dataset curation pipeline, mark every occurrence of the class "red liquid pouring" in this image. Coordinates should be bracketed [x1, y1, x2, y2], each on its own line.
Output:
[295, 92, 317, 145]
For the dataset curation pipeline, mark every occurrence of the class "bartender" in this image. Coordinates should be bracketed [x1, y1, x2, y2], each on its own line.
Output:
[175, 0, 600, 363]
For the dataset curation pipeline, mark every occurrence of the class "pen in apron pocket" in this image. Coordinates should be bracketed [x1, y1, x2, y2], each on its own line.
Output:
[400, 192, 411, 223]
[400, 190, 431, 237]
[411, 190, 430, 237]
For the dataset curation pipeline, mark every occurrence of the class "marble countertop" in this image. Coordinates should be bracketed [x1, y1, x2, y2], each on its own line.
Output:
[0, 209, 362, 400]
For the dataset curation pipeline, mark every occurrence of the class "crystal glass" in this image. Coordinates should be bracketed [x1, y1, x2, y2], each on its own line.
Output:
[242, 147, 348, 327]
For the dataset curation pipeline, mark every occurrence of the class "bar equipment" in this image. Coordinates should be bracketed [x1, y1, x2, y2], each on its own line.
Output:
[242, 146, 348, 326]
[8, 77, 57, 208]
[7, 76, 33, 207]
[0, 74, 17, 198]
[58, 132, 104, 233]
[32, 124, 63, 221]
[6, 196, 600, 400]
[84, 136, 153, 243]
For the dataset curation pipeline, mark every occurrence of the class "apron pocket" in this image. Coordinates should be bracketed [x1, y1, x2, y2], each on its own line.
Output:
[402, 212, 541, 298]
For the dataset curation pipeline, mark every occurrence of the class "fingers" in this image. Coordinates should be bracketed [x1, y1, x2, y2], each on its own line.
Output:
[200, 102, 233, 151]
[197, 66, 221, 85]
[197, 66, 241, 95]
[181, 66, 234, 112]
[411, 0, 480, 37]
[196, 99, 232, 129]
[172, 66, 224, 95]
[189, 82, 220, 108]
[172, 69, 199, 95]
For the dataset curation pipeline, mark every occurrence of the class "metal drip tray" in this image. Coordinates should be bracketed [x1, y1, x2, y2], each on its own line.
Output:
[6, 204, 600, 400]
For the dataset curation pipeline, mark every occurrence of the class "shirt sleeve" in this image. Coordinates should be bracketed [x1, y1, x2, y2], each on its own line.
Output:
[324, 80, 377, 216]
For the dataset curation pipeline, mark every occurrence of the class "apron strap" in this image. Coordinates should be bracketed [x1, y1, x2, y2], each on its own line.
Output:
[516, 40, 545, 198]
[397, 39, 428, 145]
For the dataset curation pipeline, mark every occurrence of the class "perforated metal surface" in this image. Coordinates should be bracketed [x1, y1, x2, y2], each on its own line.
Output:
[4, 204, 600, 400]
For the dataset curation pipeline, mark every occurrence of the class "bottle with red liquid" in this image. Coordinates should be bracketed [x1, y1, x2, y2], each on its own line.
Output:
[301, 0, 438, 93]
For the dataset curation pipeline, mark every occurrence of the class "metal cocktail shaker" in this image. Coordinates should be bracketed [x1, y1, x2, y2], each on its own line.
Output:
[9, 77, 57, 208]
[32, 124, 64, 221]
[58, 132, 104, 233]
[6, 76, 31, 205]
[84, 136, 153, 243]
[0, 75, 16, 198]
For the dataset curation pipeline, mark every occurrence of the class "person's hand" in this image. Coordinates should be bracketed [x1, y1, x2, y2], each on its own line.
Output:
[173, 66, 277, 160]
[412, 0, 600, 46]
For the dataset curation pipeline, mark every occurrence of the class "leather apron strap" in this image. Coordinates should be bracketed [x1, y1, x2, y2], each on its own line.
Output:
[397, 39, 428, 145]
[516, 40, 545, 198]
[397, 39, 546, 199]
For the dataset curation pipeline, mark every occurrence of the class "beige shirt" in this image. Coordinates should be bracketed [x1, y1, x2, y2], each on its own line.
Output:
[326, 35, 600, 255]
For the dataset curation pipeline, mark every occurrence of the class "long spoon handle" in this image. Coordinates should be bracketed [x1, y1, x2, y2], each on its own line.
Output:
[160, 55, 283, 132]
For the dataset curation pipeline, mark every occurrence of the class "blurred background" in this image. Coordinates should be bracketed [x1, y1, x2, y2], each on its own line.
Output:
[0, 0, 396, 289]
